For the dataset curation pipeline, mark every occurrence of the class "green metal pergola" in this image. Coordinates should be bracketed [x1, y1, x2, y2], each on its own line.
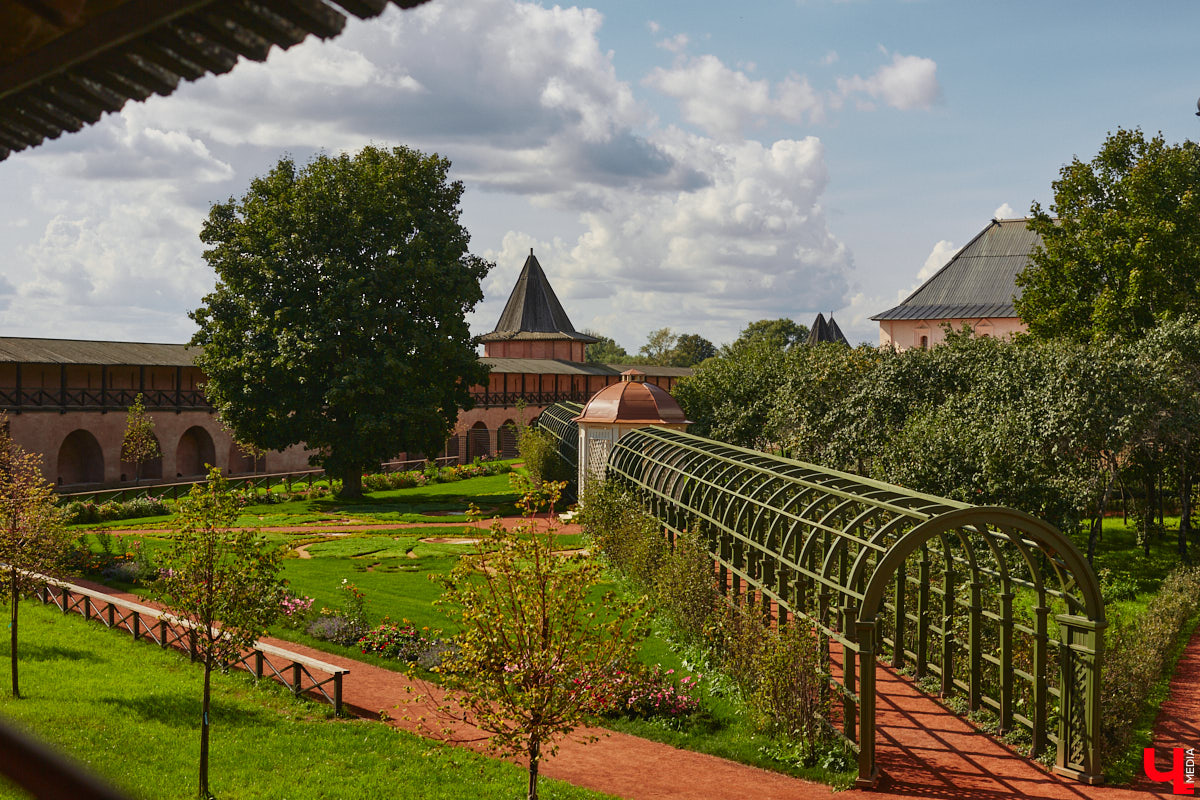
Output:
[539, 408, 1106, 787]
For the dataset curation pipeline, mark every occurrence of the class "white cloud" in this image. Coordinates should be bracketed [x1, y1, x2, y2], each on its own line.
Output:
[644, 55, 824, 139]
[918, 239, 959, 281]
[1, 0, 858, 349]
[837, 51, 941, 111]
[821, 50, 839, 66]
[477, 134, 852, 346]
[993, 202, 1016, 219]
[656, 33, 689, 53]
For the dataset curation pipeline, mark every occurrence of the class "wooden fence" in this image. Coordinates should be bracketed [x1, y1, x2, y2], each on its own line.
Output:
[31, 574, 349, 715]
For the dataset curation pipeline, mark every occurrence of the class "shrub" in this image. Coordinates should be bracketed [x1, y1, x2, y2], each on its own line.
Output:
[306, 580, 371, 645]
[746, 618, 826, 742]
[579, 482, 667, 587]
[517, 427, 570, 486]
[653, 530, 721, 643]
[278, 590, 314, 630]
[357, 621, 431, 661]
[1101, 566, 1200, 764]
[575, 664, 701, 720]
[63, 496, 169, 525]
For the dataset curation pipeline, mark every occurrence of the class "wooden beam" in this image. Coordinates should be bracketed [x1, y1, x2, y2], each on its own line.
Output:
[0, 0, 217, 100]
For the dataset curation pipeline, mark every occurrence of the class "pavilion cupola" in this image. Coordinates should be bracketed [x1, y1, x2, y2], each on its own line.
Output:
[479, 250, 598, 362]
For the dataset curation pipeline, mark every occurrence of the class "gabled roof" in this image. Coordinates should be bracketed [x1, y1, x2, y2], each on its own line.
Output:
[872, 218, 1041, 321]
[479, 251, 598, 343]
[807, 312, 849, 345]
[0, 336, 196, 366]
[0, 0, 428, 163]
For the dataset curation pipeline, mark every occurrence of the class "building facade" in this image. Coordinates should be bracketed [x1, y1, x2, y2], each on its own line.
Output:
[873, 218, 1038, 350]
[0, 252, 689, 487]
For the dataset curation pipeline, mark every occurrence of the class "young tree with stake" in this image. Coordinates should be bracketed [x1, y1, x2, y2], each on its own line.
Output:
[432, 478, 645, 800]
[156, 467, 281, 799]
[0, 416, 73, 699]
[121, 393, 160, 485]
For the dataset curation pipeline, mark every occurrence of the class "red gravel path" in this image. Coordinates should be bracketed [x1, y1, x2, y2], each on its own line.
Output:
[67, 576, 1196, 799]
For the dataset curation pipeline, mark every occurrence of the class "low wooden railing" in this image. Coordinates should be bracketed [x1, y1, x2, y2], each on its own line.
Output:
[0, 387, 210, 412]
[32, 575, 349, 715]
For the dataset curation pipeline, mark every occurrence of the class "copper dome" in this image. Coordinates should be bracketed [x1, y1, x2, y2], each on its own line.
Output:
[574, 370, 692, 425]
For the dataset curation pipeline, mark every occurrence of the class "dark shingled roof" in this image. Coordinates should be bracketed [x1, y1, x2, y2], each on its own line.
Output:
[479, 251, 598, 343]
[872, 219, 1042, 321]
[807, 313, 849, 345]
[0, 336, 196, 366]
[0, 0, 429, 163]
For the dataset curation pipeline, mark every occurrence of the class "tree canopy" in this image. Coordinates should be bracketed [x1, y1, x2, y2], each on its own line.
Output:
[1017, 128, 1200, 342]
[725, 318, 810, 354]
[191, 145, 490, 497]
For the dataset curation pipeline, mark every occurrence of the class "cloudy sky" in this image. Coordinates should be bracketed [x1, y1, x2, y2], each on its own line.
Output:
[2, 0, 1199, 349]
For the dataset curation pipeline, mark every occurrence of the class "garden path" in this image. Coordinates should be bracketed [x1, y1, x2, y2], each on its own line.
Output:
[94, 513, 582, 539]
[78, 574, 1195, 800]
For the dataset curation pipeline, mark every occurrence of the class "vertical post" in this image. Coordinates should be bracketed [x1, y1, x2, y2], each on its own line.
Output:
[158, 619, 168, 648]
[59, 364, 67, 408]
[334, 674, 343, 716]
[132, 611, 141, 641]
[916, 547, 930, 678]
[100, 365, 108, 409]
[175, 366, 182, 407]
[254, 651, 264, 679]
[189, 631, 197, 662]
[1031, 604, 1048, 755]
[1054, 616, 1105, 783]
[892, 561, 906, 668]
[968, 580, 982, 710]
[14, 363, 21, 408]
[843, 603, 858, 742]
[941, 552, 955, 697]
[106, 603, 115, 628]
[82, 596, 91, 622]
[855, 618, 878, 789]
[291, 663, 302, 696]
[998, 591, 1013, 732]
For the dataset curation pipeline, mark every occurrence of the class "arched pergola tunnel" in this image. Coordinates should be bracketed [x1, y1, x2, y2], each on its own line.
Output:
[536, 407, 1106, 787]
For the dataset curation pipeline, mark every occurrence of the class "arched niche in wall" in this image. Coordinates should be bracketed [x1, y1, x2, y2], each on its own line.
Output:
[57, 430, 104, 485]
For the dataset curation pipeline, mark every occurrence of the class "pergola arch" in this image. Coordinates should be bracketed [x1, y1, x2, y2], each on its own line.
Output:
[596, 423, 1106, 787]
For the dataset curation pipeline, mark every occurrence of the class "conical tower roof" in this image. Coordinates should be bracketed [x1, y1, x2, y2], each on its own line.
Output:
[479, 250, 598, 343]
[807, 312, 849, 345]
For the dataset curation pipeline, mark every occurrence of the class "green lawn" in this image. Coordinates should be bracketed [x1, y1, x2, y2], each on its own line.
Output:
[0, 602, 616, 800]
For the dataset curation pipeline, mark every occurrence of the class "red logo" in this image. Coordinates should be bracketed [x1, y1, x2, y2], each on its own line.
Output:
[1145, 747, 1197, 794]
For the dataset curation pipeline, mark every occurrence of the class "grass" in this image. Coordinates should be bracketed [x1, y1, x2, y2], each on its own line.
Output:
[0, 601, 617, 800]
[75, 469, 1200, 790]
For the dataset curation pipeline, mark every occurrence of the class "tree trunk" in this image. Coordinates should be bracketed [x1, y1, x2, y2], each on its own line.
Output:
[339, 467, 363, 499]
[527, 736, 540, 800]
[1087, 474, 1113, 565]
[199, 655, 212, 799]
[1180, 455, 1191, 562]
[10, 571, 18, 699]
[1144, 474, 1154, 556]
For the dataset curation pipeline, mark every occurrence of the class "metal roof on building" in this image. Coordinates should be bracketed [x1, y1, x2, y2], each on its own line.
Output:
[0, 0, 427, 162]
[479, 250, 598, 343]
[0, 336, 197, 365]
[872, 219, 1041, 322]
[480, 357, 691, 377]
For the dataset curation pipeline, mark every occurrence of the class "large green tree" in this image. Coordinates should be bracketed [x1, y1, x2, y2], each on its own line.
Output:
[724, 318, 809, 355]
[192, 146, 490, 498]
[1018, 128, 1200, 342]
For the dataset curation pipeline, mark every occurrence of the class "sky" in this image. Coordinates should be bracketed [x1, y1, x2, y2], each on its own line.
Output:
[2, 1, 1200, 350]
